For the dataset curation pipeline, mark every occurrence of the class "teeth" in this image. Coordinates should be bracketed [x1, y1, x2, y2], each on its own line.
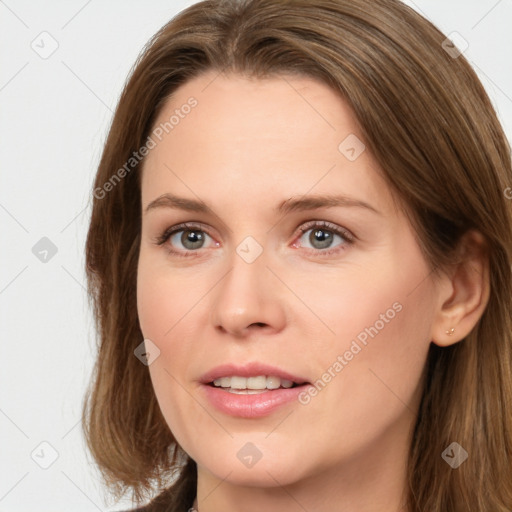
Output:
[219, 376, 231, 387]
[212, 375, 295, 390]
[247, 376, 267, 389]
[267, 376, 280, 389]
[231, 376, 247, 389]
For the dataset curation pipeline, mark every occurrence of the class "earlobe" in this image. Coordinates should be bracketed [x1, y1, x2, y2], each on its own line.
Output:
[431, 230, 490, 347]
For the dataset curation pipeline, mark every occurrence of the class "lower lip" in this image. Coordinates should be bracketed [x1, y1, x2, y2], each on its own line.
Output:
[201, 384, 310, 418]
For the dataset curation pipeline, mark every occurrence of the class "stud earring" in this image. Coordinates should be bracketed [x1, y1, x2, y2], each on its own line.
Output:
[445, 327, 455, 336]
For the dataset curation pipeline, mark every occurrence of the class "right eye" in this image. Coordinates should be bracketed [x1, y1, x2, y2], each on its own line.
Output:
[154, 222, 219, 257]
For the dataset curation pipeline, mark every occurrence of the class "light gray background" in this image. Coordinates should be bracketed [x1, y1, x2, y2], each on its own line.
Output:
[1, 1, 511, 511]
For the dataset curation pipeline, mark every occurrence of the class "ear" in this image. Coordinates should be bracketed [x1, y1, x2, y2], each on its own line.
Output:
[431, 229, 490, 347]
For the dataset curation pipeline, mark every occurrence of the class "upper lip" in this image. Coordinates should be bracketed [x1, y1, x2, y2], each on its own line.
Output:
[200, 362, 310, 385]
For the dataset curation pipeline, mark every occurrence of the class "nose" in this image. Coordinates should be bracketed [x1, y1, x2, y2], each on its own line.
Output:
[209, 244, 288, 338]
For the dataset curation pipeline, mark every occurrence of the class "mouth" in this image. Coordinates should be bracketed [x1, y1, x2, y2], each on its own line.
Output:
[199, 362, 312, 416]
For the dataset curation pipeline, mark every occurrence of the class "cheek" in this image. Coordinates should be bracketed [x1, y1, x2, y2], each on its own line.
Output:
[136, 257, 197, 446]
[136, 250, 206, 381]
[136, 251, 186, 340]
[297, 253, 435, 445]
[137, 275, 169, 340]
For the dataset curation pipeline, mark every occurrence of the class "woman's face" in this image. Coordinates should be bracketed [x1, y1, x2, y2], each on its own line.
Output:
[137, 71, 438, 490]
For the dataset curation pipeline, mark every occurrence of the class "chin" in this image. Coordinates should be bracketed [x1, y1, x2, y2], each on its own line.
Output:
[196, 449, 306, 488]
[213, 466, 298, 488]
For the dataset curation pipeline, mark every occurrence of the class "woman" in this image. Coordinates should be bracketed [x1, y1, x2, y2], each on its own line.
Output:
[82, 0, 512, 511]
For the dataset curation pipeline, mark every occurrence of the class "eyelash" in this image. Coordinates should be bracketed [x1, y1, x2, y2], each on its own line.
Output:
[153, 220, 355, 258]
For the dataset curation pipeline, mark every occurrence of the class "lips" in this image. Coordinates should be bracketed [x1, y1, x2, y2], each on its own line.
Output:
[198, 362, 313, 417]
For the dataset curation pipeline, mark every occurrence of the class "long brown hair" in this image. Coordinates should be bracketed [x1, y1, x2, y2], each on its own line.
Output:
[82, 0, 512, 510]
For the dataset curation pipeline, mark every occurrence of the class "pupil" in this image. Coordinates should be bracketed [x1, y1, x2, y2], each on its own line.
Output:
[310, 229, 332, 249]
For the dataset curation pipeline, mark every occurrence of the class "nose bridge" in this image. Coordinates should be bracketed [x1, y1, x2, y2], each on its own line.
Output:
[209, 235, 287, 335]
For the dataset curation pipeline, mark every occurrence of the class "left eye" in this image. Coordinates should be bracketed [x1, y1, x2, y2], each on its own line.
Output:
[295, 221, 353, 253]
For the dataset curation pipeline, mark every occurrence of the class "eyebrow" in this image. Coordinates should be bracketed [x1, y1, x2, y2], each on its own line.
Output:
[144, 192, 381, 216]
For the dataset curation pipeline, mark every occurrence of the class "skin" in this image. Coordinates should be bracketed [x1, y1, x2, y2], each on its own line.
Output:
[136, 70, 489, 512]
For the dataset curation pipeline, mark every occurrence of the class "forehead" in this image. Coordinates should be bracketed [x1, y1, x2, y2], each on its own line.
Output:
[140, 71, 396, 217]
